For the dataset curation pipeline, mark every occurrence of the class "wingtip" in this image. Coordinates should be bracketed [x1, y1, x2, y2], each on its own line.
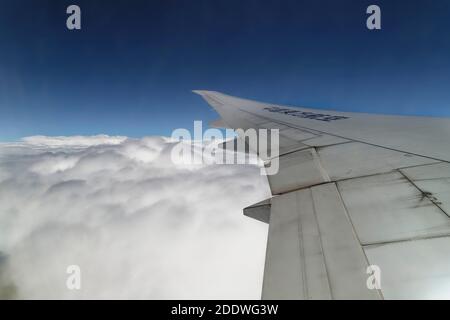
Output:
[192, 90, 207, 96]
[192, 90, 222, 96]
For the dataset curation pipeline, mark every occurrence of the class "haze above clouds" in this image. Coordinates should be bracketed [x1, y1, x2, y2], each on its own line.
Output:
[0, 135, 270, 299]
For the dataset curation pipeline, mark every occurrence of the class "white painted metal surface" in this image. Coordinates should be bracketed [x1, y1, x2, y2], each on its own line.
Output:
[263, 184, 380, 299]
[365, 237, 450, 299]
[338, 172, 450, 245]
[280, 127, 317, 141]
[318, 142, 439, 181]
[259, 121, 289, 130]
[401, 162, 450, 215]
[263, 191, 305, 299]
[243, 198, 271, 224]
[195, 90, 450, 162]
[267, 148, 329, 194]
[311, 183, 381, 299]
[302, 134, 349, 147]
[296, 189, 331, 299]
[195, 90, 450, 300]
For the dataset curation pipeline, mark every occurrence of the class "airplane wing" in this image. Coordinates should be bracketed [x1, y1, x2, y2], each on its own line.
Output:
[194, 90, 450, 300]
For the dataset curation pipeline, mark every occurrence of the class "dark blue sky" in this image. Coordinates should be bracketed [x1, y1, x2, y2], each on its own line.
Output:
[1, 0, 450, 140]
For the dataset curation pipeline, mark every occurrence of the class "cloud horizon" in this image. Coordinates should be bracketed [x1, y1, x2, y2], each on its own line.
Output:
[0, 135, 270, 299]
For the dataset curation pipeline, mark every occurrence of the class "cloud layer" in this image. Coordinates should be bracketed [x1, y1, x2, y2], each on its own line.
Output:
[0, 136, 270, 299]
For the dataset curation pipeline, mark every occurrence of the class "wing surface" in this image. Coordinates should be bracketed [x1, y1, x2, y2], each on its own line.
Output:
[195, 90, 450, 299]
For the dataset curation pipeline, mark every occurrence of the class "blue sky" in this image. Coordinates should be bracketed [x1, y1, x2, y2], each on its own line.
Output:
[1, 0, 450, 140]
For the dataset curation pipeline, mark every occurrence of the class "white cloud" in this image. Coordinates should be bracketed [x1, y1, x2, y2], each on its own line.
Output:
[22, 134, 128, 148]
[0, 135, 270, 299]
